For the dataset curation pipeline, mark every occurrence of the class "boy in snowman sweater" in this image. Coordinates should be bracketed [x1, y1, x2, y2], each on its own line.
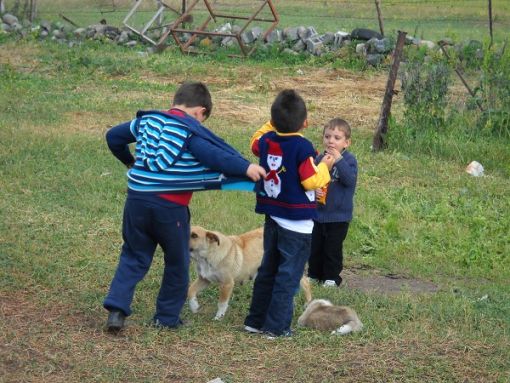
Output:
[243, 89, 333, 337]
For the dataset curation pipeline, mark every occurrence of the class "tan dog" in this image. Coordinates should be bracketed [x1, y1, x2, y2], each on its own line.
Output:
[188, 225, 312, 320]
[297, 299, 363, 335]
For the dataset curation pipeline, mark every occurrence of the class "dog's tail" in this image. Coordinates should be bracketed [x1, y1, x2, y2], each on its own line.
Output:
[331, 319, 363, 335]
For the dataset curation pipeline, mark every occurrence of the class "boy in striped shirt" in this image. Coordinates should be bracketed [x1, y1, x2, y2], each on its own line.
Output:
[103, 81, 266, 332]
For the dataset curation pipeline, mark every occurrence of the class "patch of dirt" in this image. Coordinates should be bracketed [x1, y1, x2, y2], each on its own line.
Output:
[214, 67, 393, 132]
[343, 267, 439, 294]
[136, 66, 392, 131]
[0, 41, 42, 72]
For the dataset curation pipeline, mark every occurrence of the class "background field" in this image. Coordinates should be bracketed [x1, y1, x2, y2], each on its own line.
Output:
[1, 1, 509, 382]
[3, 0, 510, 41]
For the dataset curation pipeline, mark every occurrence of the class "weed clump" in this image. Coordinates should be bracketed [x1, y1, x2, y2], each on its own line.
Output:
[389, 42, 510, 176]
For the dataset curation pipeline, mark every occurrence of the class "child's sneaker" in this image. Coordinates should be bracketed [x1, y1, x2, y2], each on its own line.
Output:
[264, 329, 293, 339]
[244, 325, 263, 334]
[323, 279, 337, 287]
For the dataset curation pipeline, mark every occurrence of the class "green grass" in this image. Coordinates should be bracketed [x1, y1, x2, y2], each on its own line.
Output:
[1, 12, 509, 383]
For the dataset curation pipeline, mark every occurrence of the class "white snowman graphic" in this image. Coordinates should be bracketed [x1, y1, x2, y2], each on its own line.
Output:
[305, 189, 315, 202]
[264, 140, 284, 198]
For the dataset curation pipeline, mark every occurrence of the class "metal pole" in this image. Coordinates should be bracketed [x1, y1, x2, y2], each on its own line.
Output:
[372, 30, 407, 151]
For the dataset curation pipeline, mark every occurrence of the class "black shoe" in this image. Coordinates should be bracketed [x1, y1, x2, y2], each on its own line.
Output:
[106, 310, 126, 333]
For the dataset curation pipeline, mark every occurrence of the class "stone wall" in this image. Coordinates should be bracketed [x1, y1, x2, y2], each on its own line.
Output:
[1, 12, 481, 67]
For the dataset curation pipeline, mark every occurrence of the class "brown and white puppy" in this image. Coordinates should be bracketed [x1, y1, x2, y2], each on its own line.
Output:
[297, 299, 363, 335]
[188, 225, 312, 320]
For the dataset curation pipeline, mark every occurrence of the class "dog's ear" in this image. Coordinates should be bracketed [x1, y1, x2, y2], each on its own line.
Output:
[206, 231, 220, 246]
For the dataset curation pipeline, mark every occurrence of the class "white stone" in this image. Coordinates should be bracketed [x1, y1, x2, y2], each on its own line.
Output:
[465, 161, 484, 177]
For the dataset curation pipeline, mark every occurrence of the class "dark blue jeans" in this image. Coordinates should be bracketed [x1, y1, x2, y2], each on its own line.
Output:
[244, 216, 312, 335]
[103, 196, 190, 327]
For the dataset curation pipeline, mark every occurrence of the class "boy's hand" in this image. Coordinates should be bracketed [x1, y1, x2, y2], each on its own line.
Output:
[325, 147, 342, 162]
[320, 154, 335, 170]
[315, 188, 326, 198]
[246, 164, 266, 181]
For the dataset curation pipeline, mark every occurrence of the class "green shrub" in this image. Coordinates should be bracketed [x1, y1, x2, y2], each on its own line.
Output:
[400, 55, 450, 132]
[474, 45, 510, 138]
[390, 43, 510, 175]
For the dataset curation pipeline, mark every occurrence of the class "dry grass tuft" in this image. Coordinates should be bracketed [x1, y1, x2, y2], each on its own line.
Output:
[48, 66, 391, 138]
[210, 67, 391, 131]
[0, 41, 42, 72]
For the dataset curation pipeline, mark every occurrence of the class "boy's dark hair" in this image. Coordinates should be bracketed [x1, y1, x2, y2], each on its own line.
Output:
[270, 89, 307, 133]
[324, 118, 351, 139]
[173, 81, 213, 119]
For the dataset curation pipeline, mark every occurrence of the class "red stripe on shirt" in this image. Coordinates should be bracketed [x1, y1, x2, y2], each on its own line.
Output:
[251, 139, 260, 157]
[298, 157, 317, 180]
[257, 197, 316, 209]
[158, 192, 193, 206]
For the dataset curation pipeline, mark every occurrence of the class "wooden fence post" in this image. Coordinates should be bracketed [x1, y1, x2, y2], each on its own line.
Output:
[488, 0, 493, 48]
[29, 0, 37, 22]
[375, 0, 384, 37]
[372, 30, 407, 151]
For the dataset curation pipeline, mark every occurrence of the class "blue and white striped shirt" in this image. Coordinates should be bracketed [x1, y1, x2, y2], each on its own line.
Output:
[106, 110, 250, 193]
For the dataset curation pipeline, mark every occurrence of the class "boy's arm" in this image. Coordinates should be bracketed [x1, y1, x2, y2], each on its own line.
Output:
[250, 121, 275, 157]
[188, 135, 251, 177]
[299, 157, 331, 190]
[105, 121, 136, 168]
[332, 154, 358, 187]
[188, 136, 265, 181]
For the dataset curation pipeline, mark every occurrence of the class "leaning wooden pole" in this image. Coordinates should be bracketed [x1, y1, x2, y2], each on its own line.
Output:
[372, 30, 407, 151]
[439, 44, 484, 112]
[375, 0, 384, 37]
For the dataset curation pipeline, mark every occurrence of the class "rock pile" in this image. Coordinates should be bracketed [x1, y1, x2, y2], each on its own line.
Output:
[1, 12, 480, 66]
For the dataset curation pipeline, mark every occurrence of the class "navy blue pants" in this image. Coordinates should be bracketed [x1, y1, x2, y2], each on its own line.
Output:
[103, 196, 190, 327]
[244, 216, 312, 335]
[308, 221, 349, 285]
